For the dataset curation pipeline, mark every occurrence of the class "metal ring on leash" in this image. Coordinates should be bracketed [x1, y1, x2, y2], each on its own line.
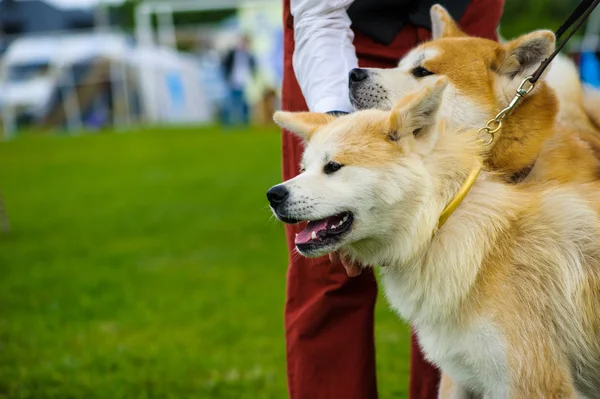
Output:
[475, 76, 535, 146]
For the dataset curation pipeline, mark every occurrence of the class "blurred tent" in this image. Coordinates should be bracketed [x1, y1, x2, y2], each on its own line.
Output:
[134, 0, 282, 121]
[0, 32, 132, 134]
[0, 0, 284, 138]
[0, 32, 213, 138]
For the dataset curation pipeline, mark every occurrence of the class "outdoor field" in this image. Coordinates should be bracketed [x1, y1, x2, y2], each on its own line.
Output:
[0, 126, 412, 399]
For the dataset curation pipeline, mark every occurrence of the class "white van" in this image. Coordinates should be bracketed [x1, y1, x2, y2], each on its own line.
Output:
[0, 32, 129, 122]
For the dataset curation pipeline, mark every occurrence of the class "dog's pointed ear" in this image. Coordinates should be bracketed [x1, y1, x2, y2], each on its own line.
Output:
[273, 111, 335, 142]
[388, 78, 448, 140]
[431, 5, 466, 39]
[496, 30, 555, 77]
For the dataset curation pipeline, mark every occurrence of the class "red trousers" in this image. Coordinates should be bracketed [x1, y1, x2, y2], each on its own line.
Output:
[281, 1, 504, 398]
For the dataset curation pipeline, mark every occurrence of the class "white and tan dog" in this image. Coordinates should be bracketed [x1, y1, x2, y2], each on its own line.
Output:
[348, 5, 600, 185]
[267, 81, 600, 397]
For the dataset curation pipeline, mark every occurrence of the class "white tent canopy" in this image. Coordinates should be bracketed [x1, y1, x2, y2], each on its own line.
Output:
[0, 0, 124, 10]
[134, 0, 278, 47]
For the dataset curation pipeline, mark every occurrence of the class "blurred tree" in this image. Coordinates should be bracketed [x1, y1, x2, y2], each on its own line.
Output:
[109, 0, 591, 46]
[500, 0, 582, 39]
[109, 0, 236, 31]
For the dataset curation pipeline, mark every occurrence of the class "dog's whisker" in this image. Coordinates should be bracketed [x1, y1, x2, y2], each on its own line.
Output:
[265, 215, 279, 226]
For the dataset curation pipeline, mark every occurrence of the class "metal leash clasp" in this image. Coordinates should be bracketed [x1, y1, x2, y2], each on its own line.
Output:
[477, 76, 535, 145]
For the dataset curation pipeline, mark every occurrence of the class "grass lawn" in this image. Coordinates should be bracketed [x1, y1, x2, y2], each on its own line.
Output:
[0, 126, 411, 398]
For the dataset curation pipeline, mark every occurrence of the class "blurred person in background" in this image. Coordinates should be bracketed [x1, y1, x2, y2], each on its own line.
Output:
[221, 34, 257, 125]
[280, 0, 504, 398]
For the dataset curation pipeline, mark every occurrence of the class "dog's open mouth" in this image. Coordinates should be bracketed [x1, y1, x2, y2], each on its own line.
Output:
[295, 212, 353, 250]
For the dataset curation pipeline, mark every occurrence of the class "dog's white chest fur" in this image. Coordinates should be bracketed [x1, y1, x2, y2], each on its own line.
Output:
[418, 321, 508, 396]
[381, 271, 508, 396]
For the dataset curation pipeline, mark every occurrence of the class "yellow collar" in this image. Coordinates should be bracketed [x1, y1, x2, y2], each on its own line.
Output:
[437, 162, 482, 229]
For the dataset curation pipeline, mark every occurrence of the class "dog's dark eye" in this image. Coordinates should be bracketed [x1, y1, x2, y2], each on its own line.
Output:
[324, 161, 343, 175]
[411, 66, 434, 78]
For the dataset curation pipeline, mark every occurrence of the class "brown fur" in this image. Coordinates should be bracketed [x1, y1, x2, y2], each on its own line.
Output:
[273, 80, 600, 397]
[412, 7, 600, 184]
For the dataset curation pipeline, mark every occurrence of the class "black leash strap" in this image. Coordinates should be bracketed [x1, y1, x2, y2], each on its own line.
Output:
[531, 0, 600, 83]
[555, 0, 595, 39]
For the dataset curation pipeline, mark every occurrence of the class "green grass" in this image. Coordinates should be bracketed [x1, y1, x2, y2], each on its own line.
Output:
[0, 126, 411, 399]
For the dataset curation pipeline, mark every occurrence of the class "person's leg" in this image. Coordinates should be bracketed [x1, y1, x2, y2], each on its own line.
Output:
[408, 2, 505, 398]
[282, 2, 378, 399]
[221, 87, 235, 126]
[240, 90, 250, 125]
[281, 0, 504, 398]
[350, 25, 444, 399]
[231, 89, 244, 125]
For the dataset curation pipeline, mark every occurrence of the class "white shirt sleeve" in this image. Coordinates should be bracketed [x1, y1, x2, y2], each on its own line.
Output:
[291, 0, 358, 113]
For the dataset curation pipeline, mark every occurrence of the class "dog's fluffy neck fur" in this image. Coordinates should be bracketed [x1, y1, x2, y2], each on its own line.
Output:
[356, 82, 561, 325]
[487, 80, 558, 177]
[345, 123, 522, 326]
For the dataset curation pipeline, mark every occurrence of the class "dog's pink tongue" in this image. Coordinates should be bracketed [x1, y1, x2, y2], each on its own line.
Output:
[295, 220, 328, 244]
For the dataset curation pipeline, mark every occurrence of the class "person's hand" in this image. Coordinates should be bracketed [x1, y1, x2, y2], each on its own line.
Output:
[329, 252, 364, 277]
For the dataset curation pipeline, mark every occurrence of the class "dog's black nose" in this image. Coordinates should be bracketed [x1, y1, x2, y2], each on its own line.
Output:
[267, 185, 289, 207]
[349, 68, 368, 83]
